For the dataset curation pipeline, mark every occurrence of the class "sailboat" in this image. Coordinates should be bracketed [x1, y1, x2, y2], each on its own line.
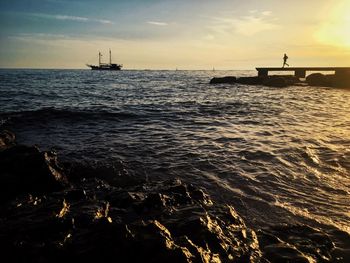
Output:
[87, 49, 122, 70]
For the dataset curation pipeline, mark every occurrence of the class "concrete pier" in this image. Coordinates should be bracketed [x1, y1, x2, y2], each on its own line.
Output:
[256, 67, 350, 78]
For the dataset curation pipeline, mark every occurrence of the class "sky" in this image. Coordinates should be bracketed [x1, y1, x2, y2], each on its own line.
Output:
[0, 0, 350, 69]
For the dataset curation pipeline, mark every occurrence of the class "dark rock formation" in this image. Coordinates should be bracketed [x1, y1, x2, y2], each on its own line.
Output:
[263, 77, 287, 88]
[64, 161, 138, 187]
[210, 76, 237, 84]
[333, 72, 350, 88]
[306, 72, 350, 88]
[0, 130, 341, 262]
[0, 178, 262, 263]
[236, 76, 265, 85]
[0, 143, 68, 202]
[258, 225, 336, 262]
[210, 72, 350, 88]
[263, 76, 300, 87]
[306, 73, 334, 87]
[0, 130, 16, 150]
[210, 75, 300, 88]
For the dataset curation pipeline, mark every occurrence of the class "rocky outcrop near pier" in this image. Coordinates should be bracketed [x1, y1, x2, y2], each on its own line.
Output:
[210, 76, 237, 84]
[211, 72, 350, 88]
[210, 75, 300, 87]
[0, 130, 342, 262]
[306, 73, 350, 88]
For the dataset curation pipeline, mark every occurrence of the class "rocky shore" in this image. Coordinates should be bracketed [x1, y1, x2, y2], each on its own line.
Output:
[210, 73, 350, 88]
[0, 130, 343, 262]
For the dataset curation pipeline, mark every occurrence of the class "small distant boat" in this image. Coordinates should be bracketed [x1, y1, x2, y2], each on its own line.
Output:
[87, 49, 122, 70]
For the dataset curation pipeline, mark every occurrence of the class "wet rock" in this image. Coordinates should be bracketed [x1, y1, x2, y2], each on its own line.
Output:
[258, 224, 337, 262]
[63, 188, 87, 201]
[268, 76, 300, 87]
[306, 73, 334, 87]
[306, 72, 350, 88]
[0, 179, 261, 263]
[263, 77, 287, 87]
[210, 76, 237, 84]
[0, 130, 16, 150]
[333, 72, 350, 88]
[0, 167, 340, 262]
[0, 143, 68, 201]
[211, 75, 300, 87]
[211, 73, 350, 88]
[0, 132, 341, 262]
[236, 76, 265, 85]
[65, 161, 137, 187]
[263, 243, 311, 263]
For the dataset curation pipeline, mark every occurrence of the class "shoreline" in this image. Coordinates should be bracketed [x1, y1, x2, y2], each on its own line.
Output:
[1, 130, 347, 262]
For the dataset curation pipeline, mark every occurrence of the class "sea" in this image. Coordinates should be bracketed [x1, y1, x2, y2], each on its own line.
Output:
[0, 69, 349, 258]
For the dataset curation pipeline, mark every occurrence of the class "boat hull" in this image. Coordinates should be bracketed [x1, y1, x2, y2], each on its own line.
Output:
[90, 67, 122, 71]
[87, 64, 122, 71]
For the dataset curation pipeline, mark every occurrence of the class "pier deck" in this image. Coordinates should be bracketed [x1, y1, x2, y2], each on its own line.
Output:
[256, 67, 350, 78]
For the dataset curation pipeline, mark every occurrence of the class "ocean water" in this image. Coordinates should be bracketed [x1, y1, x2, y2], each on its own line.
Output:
[1, 69, 350, 253]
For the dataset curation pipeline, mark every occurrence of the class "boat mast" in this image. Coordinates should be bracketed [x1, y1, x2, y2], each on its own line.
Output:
[98, 52, 102, 67]
[109, 49, 112, 65]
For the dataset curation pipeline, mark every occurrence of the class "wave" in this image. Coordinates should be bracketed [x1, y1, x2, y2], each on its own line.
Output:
[1, 107, 144, 125]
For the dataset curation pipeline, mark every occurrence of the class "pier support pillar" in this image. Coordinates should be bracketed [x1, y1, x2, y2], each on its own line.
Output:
[258, 69, 268, 77]
[335, 69, 350, 76]
[295, 70, 306, 78]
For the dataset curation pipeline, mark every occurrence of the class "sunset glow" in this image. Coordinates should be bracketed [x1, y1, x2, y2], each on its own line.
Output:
[316, 1, 350, 48]
[0, 0, 350, 69]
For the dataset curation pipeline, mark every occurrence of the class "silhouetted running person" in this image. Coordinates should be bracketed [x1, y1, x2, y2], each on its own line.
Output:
[283, 53, 289, 68]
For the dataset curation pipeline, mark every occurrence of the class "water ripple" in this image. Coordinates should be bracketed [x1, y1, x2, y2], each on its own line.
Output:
[1, 69, 349, 242]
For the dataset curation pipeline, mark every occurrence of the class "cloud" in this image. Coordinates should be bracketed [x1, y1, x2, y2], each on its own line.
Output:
[53, 14, 89, 22]
[10, 33, 69, 39]
[209, 12, 279, 37]
[7, 33, 74, 46]
[96, 19, 113, 24]
[233, 16, 278, 36]
[262, 11, 272, 16]
[203, 34, 215, 40]
[147, 21, 168, 26]
[31, 13, 113, 24]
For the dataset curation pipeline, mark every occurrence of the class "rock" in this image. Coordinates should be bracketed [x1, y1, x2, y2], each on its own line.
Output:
[236, 76, 264, 85]
[210, 75, 302, 88]
[0, 132, 342, 262]
[0, 179, 262, 263]
[1, 168, 339, 263]
[258, 224, 336, 263]
[237, 76, 300, 87]
[306, 73, 334, 87]
[262, 243, 312, 263]
[210, 76, 236, 84]
[64, 188, 87, 201]
[0, 130, 16, 150]
[263, 77, 287, 87]
[0, 144, 69, 201]
[306, 72, 350, 88]
[65, 161, 136, 186]
[210, 73, 350, 88]
[333, 72, 350, 88]
[279, 75, 301, 85]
